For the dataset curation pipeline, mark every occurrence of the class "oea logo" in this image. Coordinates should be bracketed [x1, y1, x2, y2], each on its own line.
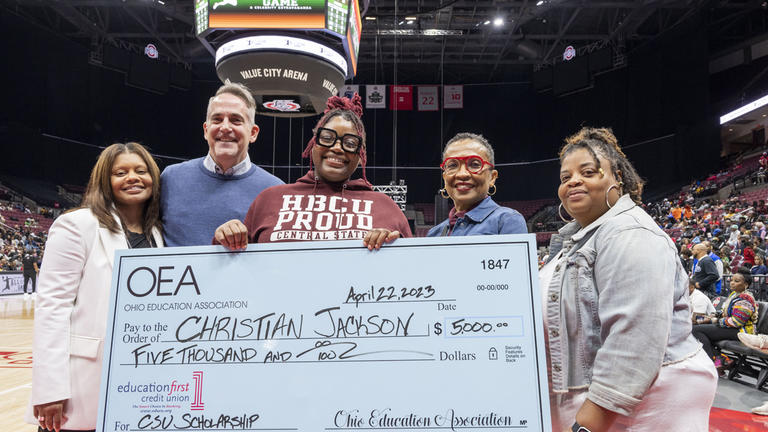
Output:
[126, 265, 201, 297]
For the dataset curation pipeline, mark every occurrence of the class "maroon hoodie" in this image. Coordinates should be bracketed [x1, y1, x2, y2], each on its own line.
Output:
[243, 171, 412, 243]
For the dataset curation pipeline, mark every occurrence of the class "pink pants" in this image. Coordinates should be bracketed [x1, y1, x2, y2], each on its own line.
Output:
[550, 349, 717, 432]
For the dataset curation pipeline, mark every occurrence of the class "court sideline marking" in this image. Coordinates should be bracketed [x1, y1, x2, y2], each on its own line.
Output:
[0, 382, 31, 396]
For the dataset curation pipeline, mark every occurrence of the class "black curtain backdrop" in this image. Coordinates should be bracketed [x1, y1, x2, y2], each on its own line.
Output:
[0, 10, 724, 205]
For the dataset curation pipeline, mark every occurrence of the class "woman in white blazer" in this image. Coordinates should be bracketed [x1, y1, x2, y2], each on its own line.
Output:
[28, 142, 163, 432]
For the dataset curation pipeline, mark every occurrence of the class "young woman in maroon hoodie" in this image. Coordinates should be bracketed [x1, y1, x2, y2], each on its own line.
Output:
[214, 94, 412, 250]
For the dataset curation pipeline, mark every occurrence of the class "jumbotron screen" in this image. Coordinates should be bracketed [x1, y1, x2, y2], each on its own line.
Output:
[197, 0, 362, 77]
[196, 0, 352, 34]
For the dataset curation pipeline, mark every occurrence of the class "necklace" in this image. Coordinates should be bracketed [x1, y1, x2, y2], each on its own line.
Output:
[121, 222, 156, 249]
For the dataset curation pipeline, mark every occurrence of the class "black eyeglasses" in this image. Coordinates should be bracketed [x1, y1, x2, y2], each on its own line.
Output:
[315, 128, 363, 153]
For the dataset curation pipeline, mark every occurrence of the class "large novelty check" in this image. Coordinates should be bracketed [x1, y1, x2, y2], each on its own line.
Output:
[97, 235, 551, 431]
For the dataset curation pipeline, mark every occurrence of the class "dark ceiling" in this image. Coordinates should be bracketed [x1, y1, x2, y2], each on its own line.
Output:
[2, 0, 767, 84]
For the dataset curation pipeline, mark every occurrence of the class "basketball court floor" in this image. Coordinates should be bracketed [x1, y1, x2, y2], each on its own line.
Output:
[2, 294, 767, 431]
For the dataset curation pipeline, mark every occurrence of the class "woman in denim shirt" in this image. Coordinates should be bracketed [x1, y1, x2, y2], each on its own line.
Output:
[428, 133, 527, 237]
[540, 128, 717, 432]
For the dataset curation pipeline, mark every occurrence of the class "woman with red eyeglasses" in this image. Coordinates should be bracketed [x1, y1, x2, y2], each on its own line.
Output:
[428, 133, 527, 237]
[214, 94, 411, 250]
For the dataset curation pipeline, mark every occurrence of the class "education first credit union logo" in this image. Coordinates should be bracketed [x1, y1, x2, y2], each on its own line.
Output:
[117, 371, 204, 410]
[263, 99, 301, 112]
[191, 371, 205, 410]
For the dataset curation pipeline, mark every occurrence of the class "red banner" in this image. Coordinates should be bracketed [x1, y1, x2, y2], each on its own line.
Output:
[390, 85, 413, 111]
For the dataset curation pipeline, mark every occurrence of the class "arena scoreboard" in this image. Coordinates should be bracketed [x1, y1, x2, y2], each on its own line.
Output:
[195, 0, 363, 117]
[195, 0, 361, 76]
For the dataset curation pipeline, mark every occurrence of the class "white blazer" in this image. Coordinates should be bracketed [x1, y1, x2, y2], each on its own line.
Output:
[26, 208, 163, 430]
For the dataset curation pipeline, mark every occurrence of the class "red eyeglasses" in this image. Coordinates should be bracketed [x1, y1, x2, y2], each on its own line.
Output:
[440, 155, 494, 174]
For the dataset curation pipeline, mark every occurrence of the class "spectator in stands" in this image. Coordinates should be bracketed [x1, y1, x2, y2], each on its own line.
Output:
[214, 94, 411, 250]
[427, 132, 526, 236]
[742, 238, 756, 267]
[755, 221, 767, 242]
[719, 245, 731, 274]
[692, 267, 757, 374]
[704, 241, 724, 294]
[680, 247, 693, 273]
[541, 127, 716, 432]
[671, 205, 682, 221]
[21, 250, 38, 298]
[751, 255, 768, 275]
[28, 142, 164, 432]
[684, 204, 693, 220]
[727, 225, 740, 249]
[689, 279, 716, 322]
[736, 333, 768, 415]
[692, 243, 720, 297]
[679, 236, 691, 249]
[160, 82, 283, 246]
[750, 254, 768, 300]
[691, 229, 703, 244]
[738, 332, 768, 353]
[663, 215, 675, 229]
[758, 200, 768, 215]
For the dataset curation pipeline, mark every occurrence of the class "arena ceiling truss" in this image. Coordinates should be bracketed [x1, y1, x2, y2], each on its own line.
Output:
[1, 0, 766, 83]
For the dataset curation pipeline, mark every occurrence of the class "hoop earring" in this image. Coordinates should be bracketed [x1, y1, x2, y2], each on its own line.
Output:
[605, 184, 620, 209]
[488, 184, 497, 196]
[439, 188, 450, 199]
[558, 203, 573, 223]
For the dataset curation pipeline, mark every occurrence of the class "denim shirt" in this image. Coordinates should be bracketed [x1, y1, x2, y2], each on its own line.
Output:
[427, 196, 527, 236]
[545, 195, 701, 416]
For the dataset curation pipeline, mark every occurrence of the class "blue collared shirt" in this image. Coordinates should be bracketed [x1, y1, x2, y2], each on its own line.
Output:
[427, 196, 527, 237]
[203, 154, 252, 176]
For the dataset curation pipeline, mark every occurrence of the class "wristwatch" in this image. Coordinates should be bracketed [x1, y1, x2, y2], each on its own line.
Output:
[572, 422, 592, 432]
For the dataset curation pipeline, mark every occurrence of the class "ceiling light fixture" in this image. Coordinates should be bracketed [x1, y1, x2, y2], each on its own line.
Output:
[405, 16, 417, 21]
[407, 20, 415, 25]
[720, 94, 768, 124]
[493, 17, 503, 26]
[365, 16, 376, 21]
[536, 0, 544, 6]
[375, 29, 463, 36]
[399, 20, 405, 25]
[483, 20, 491, 25]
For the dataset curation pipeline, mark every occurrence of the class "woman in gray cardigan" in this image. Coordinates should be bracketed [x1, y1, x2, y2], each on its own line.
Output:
[540, 127, 717, 432]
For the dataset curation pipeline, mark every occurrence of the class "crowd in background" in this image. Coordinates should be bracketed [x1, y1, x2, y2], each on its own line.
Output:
[5, 157, 768, 284]
[648, 179, 768, 299]
[0, 203, 47, 273]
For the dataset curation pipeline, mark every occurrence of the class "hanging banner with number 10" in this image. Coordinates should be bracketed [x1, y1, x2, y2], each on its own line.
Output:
[444, 85, 464, 109]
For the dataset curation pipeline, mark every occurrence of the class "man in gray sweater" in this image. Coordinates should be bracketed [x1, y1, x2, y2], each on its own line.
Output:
[160, 82, 283, 246]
